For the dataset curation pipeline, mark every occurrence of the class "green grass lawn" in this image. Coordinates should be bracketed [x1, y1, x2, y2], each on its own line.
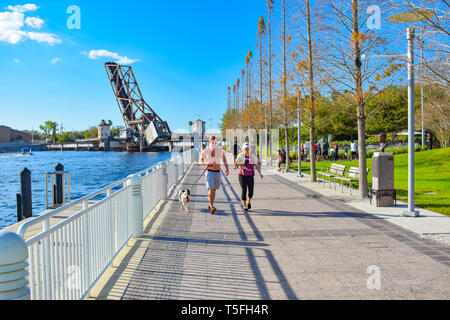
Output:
[289, 148, 450, 216]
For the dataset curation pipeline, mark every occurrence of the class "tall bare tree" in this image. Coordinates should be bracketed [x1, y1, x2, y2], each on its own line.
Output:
[306, 0, 317, 181]
[246, 50, 254, 109]
[258, 16, 268, 157]
[267, 0, 275, 165]
[281, 0, 291, 172]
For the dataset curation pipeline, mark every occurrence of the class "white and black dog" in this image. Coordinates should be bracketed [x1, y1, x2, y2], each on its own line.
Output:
[177, 189, 191, 213]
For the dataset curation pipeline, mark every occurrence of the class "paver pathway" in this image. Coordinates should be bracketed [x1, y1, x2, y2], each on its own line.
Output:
[100, 162, 450, 300]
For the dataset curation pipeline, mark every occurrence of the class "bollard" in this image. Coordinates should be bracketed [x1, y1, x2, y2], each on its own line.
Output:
[0, 231, 30, 300]
[19, 168, 32, 219]
[54, 163, 64, 205]
[130, 175, 143, 238]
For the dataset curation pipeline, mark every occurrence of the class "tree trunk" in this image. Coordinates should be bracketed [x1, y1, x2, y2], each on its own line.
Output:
[306, 0, 316, 182]
[268, 4, 273, 166]
[283, 0, 290, 173]
[352, 0, 368, 198]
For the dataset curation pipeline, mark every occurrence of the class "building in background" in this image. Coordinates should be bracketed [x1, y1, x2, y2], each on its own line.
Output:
[192, 120, 206, 141]
[0, 126, 32, 144]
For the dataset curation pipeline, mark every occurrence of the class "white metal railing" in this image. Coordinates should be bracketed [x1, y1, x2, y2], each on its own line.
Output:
[14, 149, 193, 300]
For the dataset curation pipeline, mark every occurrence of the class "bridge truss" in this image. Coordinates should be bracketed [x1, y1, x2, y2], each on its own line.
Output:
[105, 62, 172, 152]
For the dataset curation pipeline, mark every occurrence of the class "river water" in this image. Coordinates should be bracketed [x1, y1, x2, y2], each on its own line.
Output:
[0, 151, 173, 230]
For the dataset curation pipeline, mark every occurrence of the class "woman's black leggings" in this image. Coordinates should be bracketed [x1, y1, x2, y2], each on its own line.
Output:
[239, 175, 254, 201]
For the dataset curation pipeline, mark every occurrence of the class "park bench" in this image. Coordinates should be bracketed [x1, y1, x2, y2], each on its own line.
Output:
[337, 166, 370, 195]
[317, 163, 346, 189]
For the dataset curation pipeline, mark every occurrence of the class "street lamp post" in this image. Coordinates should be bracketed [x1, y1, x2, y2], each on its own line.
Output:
[362, 27, 419, 217]
[419, 23, 425, 148]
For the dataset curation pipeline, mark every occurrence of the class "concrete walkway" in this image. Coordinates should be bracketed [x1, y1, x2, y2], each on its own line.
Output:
[269, 166, 450, 246]
[91, 161, 450, 300]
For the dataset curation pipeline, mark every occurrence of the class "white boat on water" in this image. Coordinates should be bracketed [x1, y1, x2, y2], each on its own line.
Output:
[21, 147, 33, 156]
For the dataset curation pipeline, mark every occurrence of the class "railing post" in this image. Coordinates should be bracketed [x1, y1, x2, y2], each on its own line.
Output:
[179, 154, 184, 175]
[174, 160, 179, 183]
[0, 231, 30, 300]
[162, 163, 168, 198]
[130, 175, 143, 238]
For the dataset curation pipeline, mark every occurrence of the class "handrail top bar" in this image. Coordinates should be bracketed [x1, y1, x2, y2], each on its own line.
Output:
[17, 156, 179, 238]
[45, 171, 71, 175]
[25, 184, 131, 246]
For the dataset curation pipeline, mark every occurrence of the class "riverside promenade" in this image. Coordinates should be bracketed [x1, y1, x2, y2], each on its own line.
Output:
[90, 156, 450, 300]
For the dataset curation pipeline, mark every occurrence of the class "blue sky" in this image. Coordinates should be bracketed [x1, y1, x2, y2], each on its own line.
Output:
[0, 0, 268, 133]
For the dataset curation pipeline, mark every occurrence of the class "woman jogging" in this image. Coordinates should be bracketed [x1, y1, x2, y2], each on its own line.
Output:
[235, 142, 263, 211]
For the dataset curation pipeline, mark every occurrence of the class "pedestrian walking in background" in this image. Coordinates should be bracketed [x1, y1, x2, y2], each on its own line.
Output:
[323, 141, 329, 161]
[317, 143, 322, 161]
[233, 140, 240, 169]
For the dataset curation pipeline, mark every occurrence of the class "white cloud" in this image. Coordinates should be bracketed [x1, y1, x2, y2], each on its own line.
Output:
[87, 49, 140, 65]
[51, 57, 62, 64]
[7, 4, 38, 13]
[14, 58, 20, 63]
[25, 16, 43, 29]
[0, 11, 26, 44]
[27, 31, 61, 45]
[0, 5, 60, 45]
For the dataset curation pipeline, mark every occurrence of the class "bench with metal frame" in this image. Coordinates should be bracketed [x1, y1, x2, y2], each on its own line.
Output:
[317, 163, 346, 189]
[336, 167, 370, 195]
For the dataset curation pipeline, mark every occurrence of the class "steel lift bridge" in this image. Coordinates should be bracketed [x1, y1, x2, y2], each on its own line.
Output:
[105, 62, 172, 152]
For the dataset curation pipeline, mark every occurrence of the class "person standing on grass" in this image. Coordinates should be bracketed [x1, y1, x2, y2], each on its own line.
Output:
[235, 142, 263, 212]
[317, 143, 322, 161]
[323, 141, 329, 161]
[350, 140, 358, 160]
[199, 136, 229, 215]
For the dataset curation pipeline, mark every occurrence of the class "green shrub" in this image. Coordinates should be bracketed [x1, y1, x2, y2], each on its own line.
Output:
[366, 136, 378, 144]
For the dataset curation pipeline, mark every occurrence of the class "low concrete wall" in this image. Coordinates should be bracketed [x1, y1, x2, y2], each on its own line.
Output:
[0, 143, 47, 153]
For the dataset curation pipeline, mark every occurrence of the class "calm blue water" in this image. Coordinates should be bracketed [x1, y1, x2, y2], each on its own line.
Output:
[0, 151, 172, 230]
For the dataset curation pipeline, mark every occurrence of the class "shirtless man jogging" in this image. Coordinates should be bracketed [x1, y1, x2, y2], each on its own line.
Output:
[199, 136, 229, 215]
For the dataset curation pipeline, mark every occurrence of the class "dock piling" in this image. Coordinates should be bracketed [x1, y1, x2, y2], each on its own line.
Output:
[54, 163, 64, 205]
[16, 194, 22, 222]
[19, 168, 32, 219]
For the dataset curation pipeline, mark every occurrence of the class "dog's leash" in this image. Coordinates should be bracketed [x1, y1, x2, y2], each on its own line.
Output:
[193, 167, 209, 186]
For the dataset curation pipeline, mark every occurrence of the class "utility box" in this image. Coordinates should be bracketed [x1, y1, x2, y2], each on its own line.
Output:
[371, 152, 395, 207]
